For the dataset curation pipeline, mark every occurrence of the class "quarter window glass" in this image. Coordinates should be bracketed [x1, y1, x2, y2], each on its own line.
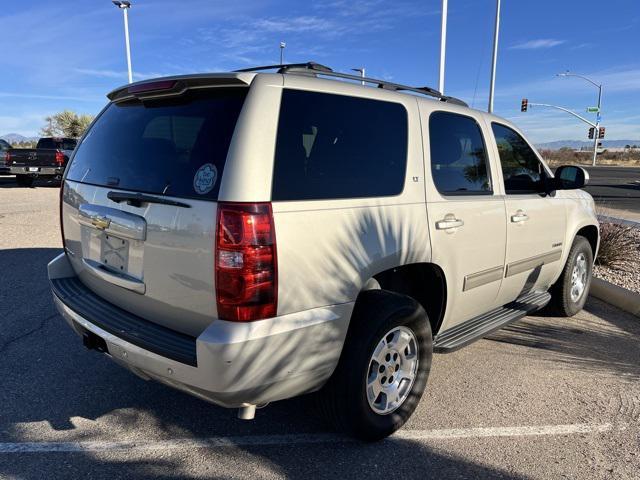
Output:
[492, 123, 545, 194]
[272, 89, 408, 201]
[429, 111, 491, 195]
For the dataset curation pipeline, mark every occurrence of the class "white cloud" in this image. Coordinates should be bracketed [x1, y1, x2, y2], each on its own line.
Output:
[254, 16, 337, 34]
[509, 39, 565, 50]
[0, 92, 99, 102]
[0, 113, 52, 137]
[74, 69, 175, 82]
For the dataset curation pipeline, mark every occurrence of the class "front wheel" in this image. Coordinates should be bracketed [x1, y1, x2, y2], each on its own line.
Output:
[318, 290, 432, 441]
[549, 236, 593, 316]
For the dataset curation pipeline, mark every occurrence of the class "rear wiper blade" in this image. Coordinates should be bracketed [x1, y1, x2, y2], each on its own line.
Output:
[107, 191, 191, 208]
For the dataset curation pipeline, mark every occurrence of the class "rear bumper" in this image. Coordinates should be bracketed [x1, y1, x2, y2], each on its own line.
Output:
[10, 166, 63, 176]
[48, 253, 352, 408]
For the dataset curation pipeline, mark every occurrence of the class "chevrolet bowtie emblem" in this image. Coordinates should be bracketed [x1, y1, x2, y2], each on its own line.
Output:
[91, 216, 111, 230]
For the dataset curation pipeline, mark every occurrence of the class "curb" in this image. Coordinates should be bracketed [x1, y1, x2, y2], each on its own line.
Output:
[598, 215, 640, 228]
[590, 277, 640, 317]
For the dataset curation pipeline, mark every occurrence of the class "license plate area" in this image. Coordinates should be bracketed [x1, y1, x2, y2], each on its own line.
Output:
[28, 167, 39, 172]
[101, 233, 130, 273]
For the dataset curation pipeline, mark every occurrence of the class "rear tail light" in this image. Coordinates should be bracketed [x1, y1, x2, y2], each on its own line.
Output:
[215, 202, 277, 322]
[55, 150, 64, 166]
[4, 151, 11, 165]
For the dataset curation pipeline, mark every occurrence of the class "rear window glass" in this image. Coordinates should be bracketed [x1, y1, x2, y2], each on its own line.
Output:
[66, 88, 247, 200]
[37, 138, 56, 149]
[272, 89, 408, 201]
[37, 138, 76, 149]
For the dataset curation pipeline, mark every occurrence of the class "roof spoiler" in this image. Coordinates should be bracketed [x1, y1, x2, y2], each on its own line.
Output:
[107, 74, 250, 103]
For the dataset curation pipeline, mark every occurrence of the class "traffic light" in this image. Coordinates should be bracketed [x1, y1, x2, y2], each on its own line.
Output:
[520, 98, 528, 112]
[588, 127, 595, 139]
[598, 127, 605, 139]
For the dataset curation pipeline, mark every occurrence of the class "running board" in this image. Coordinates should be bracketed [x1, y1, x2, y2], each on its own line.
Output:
[433, 291, 551, 353]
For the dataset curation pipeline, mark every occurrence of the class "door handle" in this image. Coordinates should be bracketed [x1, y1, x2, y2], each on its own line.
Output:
[436, 214, 464, 231]
[511, 210, 529, 223]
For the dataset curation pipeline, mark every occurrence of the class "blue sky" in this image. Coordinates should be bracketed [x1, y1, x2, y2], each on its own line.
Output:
[1, 0, 639, 142]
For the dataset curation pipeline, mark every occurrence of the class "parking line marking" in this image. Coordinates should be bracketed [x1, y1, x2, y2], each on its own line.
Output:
[0, 423, 622, 454]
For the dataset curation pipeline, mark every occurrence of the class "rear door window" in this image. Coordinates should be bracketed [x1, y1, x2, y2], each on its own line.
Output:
[428, 111, 492, 195]
[272, 89, 408, 201]
[66, 88, 247, 200]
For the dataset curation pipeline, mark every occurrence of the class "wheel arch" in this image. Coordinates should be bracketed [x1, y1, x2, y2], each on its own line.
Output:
[355, 263, 448, 336]
[575, 224, 599, 260]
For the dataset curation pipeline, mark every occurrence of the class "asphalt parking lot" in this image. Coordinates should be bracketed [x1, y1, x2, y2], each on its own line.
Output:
[584, 166, 640, 221]
[1, 179, 639, 479]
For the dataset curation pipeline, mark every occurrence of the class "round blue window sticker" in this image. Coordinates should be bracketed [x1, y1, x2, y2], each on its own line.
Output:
[193, 163, 218, 195]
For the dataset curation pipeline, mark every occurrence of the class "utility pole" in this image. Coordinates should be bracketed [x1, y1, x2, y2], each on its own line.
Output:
[438, 0, 448, 94]
[112, 1, 133, 83]
[488, 0, 501, 113]
[557, 71, 603, 166]
[280, 42, 286, 65]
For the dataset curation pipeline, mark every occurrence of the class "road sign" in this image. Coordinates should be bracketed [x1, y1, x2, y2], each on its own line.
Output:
[587, 107, 600, 113]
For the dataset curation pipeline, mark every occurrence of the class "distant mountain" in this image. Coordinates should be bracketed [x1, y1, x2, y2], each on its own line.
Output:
[0, 133, 39, 144]
[536, 140, 640, 150]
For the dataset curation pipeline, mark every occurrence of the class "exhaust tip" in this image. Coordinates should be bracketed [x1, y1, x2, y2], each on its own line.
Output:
[237, 404, 256, 420]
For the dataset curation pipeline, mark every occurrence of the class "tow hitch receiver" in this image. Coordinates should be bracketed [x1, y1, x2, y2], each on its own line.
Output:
[82, 330, 108, 353]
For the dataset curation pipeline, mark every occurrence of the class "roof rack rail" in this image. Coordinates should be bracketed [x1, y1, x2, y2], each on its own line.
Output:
[235, 62, 334, 74]
[234, 62, 468, 106]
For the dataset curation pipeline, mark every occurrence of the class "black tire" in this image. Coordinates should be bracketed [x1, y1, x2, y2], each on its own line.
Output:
[317, 289, 433, 441]
[16, 176, 34, 187]
[549, 236, 593, 317]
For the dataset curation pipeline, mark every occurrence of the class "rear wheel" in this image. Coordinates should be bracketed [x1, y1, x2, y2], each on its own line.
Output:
[16, 176, 34, 187]
[318, 290, 432, 441]
[549, 236, 593, 316]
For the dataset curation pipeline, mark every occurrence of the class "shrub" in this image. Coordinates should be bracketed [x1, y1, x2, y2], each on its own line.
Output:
[595, 222, 640, 271]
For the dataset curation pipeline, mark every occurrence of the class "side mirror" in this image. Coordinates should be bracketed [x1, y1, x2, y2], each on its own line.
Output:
[553, 165, 589, 190]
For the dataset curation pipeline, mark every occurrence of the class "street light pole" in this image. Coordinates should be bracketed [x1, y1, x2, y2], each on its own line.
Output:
[113, 1, 133, 83]
[488, 0, 501, 113]
[557, 71, 603, 166]
[280, 42, 286, 65]
[438, 0, 448, 94]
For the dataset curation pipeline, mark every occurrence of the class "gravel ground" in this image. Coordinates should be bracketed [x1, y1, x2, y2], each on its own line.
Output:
[594, 224, 640, 294]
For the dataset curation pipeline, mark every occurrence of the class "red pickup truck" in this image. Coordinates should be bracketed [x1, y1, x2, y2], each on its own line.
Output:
[5, 137, 77, 186]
